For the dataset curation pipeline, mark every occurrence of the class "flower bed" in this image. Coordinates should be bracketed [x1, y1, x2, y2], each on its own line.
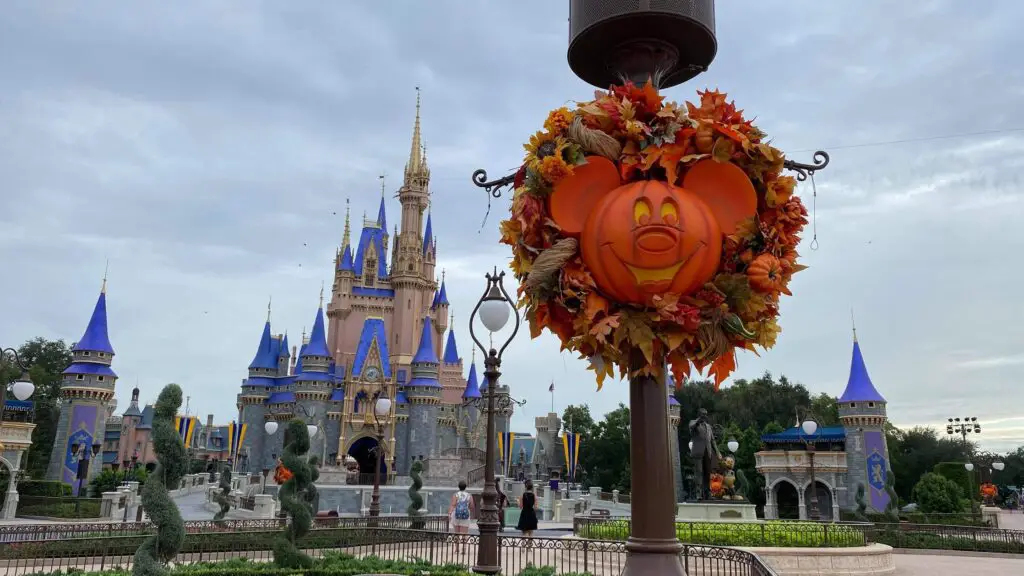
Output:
[577, 519, 866, 548]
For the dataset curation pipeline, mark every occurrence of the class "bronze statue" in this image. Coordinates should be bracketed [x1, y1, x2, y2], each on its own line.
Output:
[688, 408, 720, 500]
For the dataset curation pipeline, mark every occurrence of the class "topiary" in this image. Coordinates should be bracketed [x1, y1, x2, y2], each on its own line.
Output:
[853, 483, 869, 521]
[408, 460, 425, 529]
[884, 471, 900, 522]
[734, 468, 751, 502]
[132, 384, 187, 576]
[212, 464, 232, 523]
[272, 419, 315, 569]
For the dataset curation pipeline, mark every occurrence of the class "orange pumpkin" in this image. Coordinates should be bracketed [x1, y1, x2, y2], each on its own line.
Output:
[274, 461, 293, 485]
[549, 156, 757, 304]
[747, 254, 789, 295]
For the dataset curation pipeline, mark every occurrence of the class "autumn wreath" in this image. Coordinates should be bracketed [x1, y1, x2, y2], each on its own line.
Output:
[500, 84, 808, 388]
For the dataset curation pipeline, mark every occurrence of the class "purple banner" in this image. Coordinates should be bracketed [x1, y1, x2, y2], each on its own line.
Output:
[62, 404, 99, 494]
[863, 430, 890, 511]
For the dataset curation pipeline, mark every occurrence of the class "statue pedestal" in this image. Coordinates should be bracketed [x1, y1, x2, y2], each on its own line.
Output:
[677, 500, 758, 522]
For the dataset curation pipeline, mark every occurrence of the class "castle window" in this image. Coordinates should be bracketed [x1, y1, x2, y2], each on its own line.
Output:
[849, 403, 856, 408]
[365, 261, 376, 286]
[82, 351, 90, 356]
[76, 374, 84, 380]
[354, 391, 368, 414]
[868, 402, 875, 408]
[97, 376, 104, 382]
[98, 352, 105, 358]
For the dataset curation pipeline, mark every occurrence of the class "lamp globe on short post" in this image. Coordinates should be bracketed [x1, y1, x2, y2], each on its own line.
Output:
[369, 394, 392, 519]
[727, 439, 739, 454]
[1, 347, 34, 431]
[468, 268, 520, 575]
[800, 419, 820, 520]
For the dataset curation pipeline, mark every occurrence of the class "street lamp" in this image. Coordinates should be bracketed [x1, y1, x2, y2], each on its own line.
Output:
[368, 393, 392, 519]
[801, 419, 820, 521]
[468, 268, 520, 575]
[264, 421, 278, 435]
[727, 438, 739, 454]
[294, 405, 326, 464]
[1, 347, 35, 429]
[71, 442, 102, 498]
[946, 417, 981, 454]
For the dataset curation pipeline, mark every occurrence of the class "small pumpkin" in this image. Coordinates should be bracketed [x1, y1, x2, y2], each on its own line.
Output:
[274, 461, 293, 485]
[747, 254, 789, 295]
[548, 156, 757, 305]
[709, 473, 725, 496]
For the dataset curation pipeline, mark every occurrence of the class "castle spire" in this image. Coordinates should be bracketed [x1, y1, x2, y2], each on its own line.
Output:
[342, 198, 351, 249]
[463, 360, 481, 399]
[377, 175, 388, 231]
[302, 302, 330, 358]
[851, 308, 858, 342]
[443, 312, 460, 364]
[405, 87, 423, 177]
[422, 211, 433, 255]
[74, 278, 115, 355]
[838, 328, 885, 403]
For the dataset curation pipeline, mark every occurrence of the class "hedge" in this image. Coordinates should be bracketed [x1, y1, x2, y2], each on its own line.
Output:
[17, 480, 73, 497]
[578, 520, 866, 548]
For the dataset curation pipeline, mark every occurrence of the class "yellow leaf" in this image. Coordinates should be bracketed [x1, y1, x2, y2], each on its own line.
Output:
[712, 137, 736, 163]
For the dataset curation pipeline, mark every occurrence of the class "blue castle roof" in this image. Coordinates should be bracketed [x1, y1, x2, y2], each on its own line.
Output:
[63, 363, 118, 378]
[303, 306, 330, 358]
[353, 226, 388, 279]
[412, 316, 439, 364]
[74, 289, 114, 354]
[352, 318, 392, 378]
[436, 279, 449, 307]
[668, 374, 680, 405]
[279, 334, 290, 358]
[396, 390, 409, 405]
[294, 342, 308, 373]
[422, 212, 433, 254]
[248, 321, 279, 370]
[329, 388, 344, 403]
[443, 327, 460, 364]
[266, 391, 296, 404]
[339, 245, 354, 271]
[838, 339, 885, 403]
[463, 362, 481, 399]
[377, 196, 387, 231]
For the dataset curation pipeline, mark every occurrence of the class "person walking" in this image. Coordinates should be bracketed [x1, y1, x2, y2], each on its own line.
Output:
[449, 481, 475, 553]
[516, 479, 539, 537]
[495, 478, 508, 532]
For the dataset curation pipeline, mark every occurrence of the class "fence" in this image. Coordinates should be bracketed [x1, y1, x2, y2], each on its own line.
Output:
[574, 516, 867, 548]
[0, 515, 449, 544]
[0, 527, 776, 576]
[864, 522, 1024, 555]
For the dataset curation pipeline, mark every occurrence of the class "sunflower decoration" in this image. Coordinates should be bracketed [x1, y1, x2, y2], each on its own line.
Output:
[501, 84, 809, 389]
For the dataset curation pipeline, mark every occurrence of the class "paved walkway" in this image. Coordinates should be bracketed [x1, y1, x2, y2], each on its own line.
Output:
[895, 552, 1024, 575]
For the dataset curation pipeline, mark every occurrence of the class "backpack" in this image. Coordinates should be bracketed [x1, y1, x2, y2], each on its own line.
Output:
[454, 492, 470, 520]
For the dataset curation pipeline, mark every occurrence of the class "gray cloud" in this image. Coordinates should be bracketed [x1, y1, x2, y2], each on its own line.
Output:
[2, 1, 1023, 454]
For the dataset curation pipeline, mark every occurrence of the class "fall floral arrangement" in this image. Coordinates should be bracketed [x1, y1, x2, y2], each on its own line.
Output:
[500, 84, 808, 388]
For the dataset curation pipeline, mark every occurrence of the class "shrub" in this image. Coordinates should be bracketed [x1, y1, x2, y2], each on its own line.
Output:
[133, 384, 188, 576]
[18, 480, 72, 497]
[579, 520, 866, 547]
[912, 473, 963, 514]
[273, 419, 316, 569]
[933, 462, 972, 504]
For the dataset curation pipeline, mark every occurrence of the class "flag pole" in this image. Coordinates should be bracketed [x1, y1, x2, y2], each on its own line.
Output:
[550, 380, 555, 414]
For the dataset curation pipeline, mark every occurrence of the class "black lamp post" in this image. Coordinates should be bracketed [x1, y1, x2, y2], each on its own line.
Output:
[947, 417, 981, 454]
[1, 347, 35, 427]
[369, 386, 393, 519]
[799, 419, 821, 521]
[71, 441, 102, 507]
[467, 268, 521, 575]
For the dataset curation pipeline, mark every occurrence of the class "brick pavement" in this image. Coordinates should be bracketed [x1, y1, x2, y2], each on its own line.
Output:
[895, 552, 1024, 575]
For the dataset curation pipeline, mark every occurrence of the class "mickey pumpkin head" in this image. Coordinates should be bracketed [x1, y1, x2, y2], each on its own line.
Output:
[549, 156, 757, 305]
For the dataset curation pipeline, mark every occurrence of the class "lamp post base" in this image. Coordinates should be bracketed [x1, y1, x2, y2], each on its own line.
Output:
[623, 537, 688, 576]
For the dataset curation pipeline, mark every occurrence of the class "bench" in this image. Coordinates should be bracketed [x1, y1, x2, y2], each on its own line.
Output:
[589, 508, 611, 518]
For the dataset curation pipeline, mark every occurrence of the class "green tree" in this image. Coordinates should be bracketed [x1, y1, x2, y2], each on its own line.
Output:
[887, 427, 966, 504]
[582, 404, 631, 492]
[562, 404, 595, 438]
[809, 393, 839, 426]
[0, 338, 73, 478]
[912, 472, 963, 514]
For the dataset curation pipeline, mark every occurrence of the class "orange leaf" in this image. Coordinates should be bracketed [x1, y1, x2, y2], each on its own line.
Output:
[707, 350, 736, 389]
[584, 292, 609, 322]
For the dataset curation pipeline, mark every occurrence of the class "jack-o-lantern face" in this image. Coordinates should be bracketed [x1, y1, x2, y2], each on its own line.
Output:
[549, 156, 757, 305]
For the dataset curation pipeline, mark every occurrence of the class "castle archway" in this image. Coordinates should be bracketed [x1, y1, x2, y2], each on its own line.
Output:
[804, 480, 834, 521]
[347, 436, 388, 477]
[773, 479, 800, 520]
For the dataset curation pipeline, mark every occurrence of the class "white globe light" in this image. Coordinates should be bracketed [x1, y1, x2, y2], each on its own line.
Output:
[993, 461, 1005, 471]
[964, 463, 974, 472]
[375, 396, 392, 417]
[307, 424, 318, 439]
[688, 441, 694, 451]
[727, 439, 739, 453]
[264, 421, 278, 435]
[801, 420, 818, 436]
[478, 298, 510, 333]
[11, 379, 34, 401]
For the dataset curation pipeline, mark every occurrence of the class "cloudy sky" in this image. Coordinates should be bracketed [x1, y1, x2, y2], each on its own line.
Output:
[2, 1, 1023, 454]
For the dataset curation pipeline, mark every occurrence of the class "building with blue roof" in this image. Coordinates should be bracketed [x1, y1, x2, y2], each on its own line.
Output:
[231, 92, 513, 483]
[756, 327, 892, 521]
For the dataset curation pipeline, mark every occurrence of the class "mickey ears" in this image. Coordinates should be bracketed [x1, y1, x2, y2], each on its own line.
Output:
[548, 156, 620, 236]
[682, 159, 757, 235]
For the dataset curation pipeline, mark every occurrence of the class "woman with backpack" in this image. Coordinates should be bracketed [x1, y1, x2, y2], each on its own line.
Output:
[449, 481, 475, 552]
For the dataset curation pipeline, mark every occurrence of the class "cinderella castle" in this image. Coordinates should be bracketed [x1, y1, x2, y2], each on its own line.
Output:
[234, 93, 515, 481]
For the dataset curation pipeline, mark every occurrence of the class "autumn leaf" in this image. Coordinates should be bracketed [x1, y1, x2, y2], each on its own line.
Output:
[707, 350, 736, 388]
[615, 310, 657, 365]
[756, 319, 782, 349]
[660, 328, 691, 352]
[711, 137, 736, 163]
[658, 143, 687, 185]
[584, 292, 609, 322]
[589, 314, 620, 342]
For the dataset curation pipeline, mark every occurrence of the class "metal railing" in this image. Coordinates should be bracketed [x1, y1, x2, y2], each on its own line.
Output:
[467, 464, 486, 485]
[0, 515, 449, 543]
[574, 516, 867, 548]
[0, 527, 776, 576]
[441, 447, 486, 462]
[864, 522, 1024, 555]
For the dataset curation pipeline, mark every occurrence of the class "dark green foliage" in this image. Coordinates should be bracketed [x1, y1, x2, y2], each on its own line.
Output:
[133, 384, 187, 576]
[272, 420, 315, 569]
[884, 472, 900, 522]
[407, 460, 425, 528]
[17, 480, 72, 497]
[887, 427, 969, 504]
[853, 483, 869, 521]
[912, 472, 963, 514]
[580, 404, 631, 491]
[88, 468, 147, 497]
[213, 466, 232, 522]
[932, 462, 972, 505]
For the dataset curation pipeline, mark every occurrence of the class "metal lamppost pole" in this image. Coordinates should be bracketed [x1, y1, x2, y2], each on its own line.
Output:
[965, 462, 977, 511]
[1, 347, 35, 427]
[369, 388, 393, 519]
[800, 419, 820, 520]
[468, 268, 520, 575]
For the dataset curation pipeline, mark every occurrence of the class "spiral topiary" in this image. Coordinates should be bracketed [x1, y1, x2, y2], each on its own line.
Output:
[272, 419, 315, 569]
[884, 473, 900, 522]
[407, 460, 425, 529]
[854, 483, 869, 521]
[132, 384, 187, 576]
[212, 464, 232, 523]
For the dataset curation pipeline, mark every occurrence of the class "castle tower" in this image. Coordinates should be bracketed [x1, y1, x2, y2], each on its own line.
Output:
[460, 356, 483, 449]
[479, 374, 514, 471]
[401, 315, 442, 470]
[48, 281, 117, 491]
[237, 304, 288, 473]
[293, 299, 332, 464]
[390, 90, 437, 362]
[439, 312, 464, 404]
[117, 386, 143, 468]
[838, 327, 891, 513]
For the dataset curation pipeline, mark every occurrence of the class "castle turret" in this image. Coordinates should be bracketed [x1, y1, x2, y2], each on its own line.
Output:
[48, 281, 118, 490]
[401, 315, 442, 467]
[838, 327, 891, 513]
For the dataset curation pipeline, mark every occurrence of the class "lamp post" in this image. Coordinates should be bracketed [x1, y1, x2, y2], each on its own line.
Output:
[727, 438, 739, 454]
[800, 419, 820, 521]
[1, 347, 35, 428]
[369, 392, 392, 519]
[467, 268, 521, 575]
[294, 406, 326, 464]
[946, 417, 981, 454]
[71, 441, 102, 510]
[964, 462, 977, 511]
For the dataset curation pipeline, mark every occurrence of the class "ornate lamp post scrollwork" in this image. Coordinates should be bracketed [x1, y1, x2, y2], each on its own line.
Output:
[467, 268, 520, 575]
[1, 347, 35, 428]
